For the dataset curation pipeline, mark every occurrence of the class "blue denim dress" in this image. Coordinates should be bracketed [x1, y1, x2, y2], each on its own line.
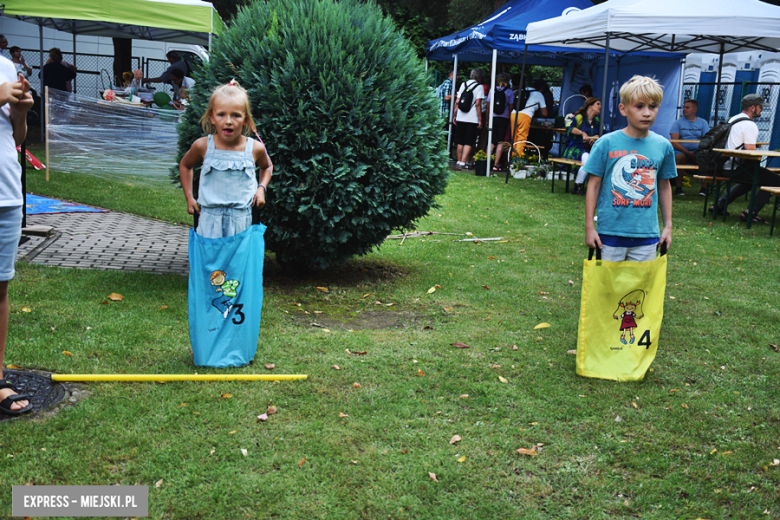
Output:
[197, 135, 258, 238]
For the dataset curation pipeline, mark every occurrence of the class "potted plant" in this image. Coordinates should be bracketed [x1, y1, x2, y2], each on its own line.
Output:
[534, 162, 553, 180]
[473, 150, 488, 176]
[509, 155, 527, 179]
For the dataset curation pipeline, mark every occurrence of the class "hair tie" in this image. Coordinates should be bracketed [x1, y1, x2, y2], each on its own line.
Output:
[229, 78, 236, 86]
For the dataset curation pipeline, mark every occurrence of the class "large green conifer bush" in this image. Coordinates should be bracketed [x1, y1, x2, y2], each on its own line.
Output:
[175, 0, 449, 270]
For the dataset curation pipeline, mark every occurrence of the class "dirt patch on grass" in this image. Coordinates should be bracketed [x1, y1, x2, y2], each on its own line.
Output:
[288, 309, 428, 331]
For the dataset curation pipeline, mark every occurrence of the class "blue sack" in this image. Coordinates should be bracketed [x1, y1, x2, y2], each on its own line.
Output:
[188, 224, 266, 367]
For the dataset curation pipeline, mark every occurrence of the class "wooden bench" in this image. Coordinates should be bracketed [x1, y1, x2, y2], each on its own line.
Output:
[548, 158, 583, 193]
[693, 174, 732, 219]
[761, 187, 780, 236]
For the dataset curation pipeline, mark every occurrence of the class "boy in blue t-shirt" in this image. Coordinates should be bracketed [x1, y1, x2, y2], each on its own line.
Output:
[583, 75, 677, 262]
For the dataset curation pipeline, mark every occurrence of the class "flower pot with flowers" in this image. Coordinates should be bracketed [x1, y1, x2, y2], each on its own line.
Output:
[473, 150, 493, 176]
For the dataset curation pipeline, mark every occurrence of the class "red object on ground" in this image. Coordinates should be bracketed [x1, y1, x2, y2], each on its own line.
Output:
[17, 146, 45, 170]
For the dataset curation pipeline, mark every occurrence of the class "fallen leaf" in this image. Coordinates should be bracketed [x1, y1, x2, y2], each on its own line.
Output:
[264, 363, 275, 370]
[332, 365, 340, 370]
[352, 383, 362, 388]
[482, 285, 490, 290]
[427, 287, 436, 294]
[314, 310, 323, 314]
[267, 406, 277, 415]
[417, 369, 425, 377]
[178, 403, 188, 407]
[488, 256, 496, 260]
[362, 293, 372, 298]
[534, 323, 551, 330]
[770, 459, 780, 466]
[221, 393, 233, 399]
[385, 303, 394, 307]
[449, 435, 462, 445]
[257, 413, 268, 422]
[630, 401, 638, 409]
[100, 301, 109, 305]
[513, 345, 518, 351]
[537, 292, 549, 295]
[240, 449, 248, 457]
[62, 351, 73, 356]
[401, 449, 408, 454]
[669, 389, 680, 393]
[682, 404, 689, 409]
[315, 287, 329, 292]
[435, 285, 442, 289]
[339, 412, 349, 418]
[352, 351, 368, 356]
[209, 449, 215, 455]
[770, 343, 779, 353]
[568, 280, 575, 285]
[721, 451, 733, 455]
[21, 307, 31, 313]
[529, 422, 538, 425]
[298, 457, 307, 467]
[428, 472, 439, 483]
[107, 293, 124, 301]
[457, 455, 466, 463]
[351, 460, 358, 465]
[566, 350, 577, 355]
[459, 394, 469, 399]
[159, 305, 168, 310]
[517, 447, 538, 456]
[293, 302, 302, 307]
[443, 307, 453, 311]
[322, 329, 331, 332]
[155, 479, 163, 488]
[6, 364, 20, 369]
[450, 342, 470, 349]
[669, 296, 676, 300]
[498, 376, 508, 383]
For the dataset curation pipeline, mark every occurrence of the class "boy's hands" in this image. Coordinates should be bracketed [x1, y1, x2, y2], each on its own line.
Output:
[0, 75, 25, 107]
[186, 196, 200, 215]
[659, 226, 672, 251]
[585, 227, 602, 249]
[252, 186, 266, 208]
[12, 74, 33, 115]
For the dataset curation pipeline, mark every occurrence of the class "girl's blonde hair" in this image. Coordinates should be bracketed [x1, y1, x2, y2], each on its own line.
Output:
[200, 80, 257, 136]
[619, 75, 663, 106]
[496, 73, 509, 88]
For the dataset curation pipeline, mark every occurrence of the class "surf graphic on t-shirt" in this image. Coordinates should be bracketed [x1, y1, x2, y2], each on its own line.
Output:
[608, 152, 657, 207]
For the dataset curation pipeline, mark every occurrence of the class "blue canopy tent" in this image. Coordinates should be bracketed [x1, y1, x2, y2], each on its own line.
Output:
[427, 0, 685, 177]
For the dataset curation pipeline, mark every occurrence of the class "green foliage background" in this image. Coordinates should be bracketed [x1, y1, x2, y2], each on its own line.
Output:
[175, 0, 449, 270]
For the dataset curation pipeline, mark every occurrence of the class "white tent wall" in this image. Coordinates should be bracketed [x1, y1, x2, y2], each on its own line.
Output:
[558, 55, 683, 138]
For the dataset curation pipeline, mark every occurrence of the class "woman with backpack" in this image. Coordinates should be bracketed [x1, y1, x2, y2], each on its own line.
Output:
[452, 69, 485, 170]
[486, 73, 514, 171]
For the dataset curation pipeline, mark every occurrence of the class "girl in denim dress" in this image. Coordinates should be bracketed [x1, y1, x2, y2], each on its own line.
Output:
[179, 81, 272, 238]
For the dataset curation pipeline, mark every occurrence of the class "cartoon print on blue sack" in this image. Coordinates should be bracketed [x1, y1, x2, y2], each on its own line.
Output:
[610, 153, 656, 207]
[210, 270, 240, 319]
[613, 290, 645, 345]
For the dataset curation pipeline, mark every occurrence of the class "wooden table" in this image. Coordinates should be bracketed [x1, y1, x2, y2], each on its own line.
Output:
[713, 148, 780, 229]
[671, 140, 769, 146]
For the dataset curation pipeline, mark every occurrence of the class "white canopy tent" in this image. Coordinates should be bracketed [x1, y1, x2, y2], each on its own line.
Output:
[526, 0, 780, 131]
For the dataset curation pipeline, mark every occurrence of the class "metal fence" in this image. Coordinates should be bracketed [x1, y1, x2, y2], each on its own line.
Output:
[21, 48, 174, 100]
[683, 81, 780, 167]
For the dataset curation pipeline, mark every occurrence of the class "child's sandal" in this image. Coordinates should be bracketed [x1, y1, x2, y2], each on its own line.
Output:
[0, 380, 33, 416]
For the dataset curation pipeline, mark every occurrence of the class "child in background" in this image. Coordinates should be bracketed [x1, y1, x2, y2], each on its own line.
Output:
[0, 65, 34, 415]
[179, 81, 272, 238]
[583, 75, 676, 262]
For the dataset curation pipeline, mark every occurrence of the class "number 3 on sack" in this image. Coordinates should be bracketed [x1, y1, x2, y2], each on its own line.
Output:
[232, 304, 245, 325]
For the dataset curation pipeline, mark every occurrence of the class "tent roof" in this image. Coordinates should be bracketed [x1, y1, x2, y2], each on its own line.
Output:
[525, 0, 780, 54]
[0, 0, 225, 46]
[425, 0, 597, 64]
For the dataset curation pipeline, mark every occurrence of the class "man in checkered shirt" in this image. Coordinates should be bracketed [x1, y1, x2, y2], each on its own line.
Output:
[435, 70, 454, 120]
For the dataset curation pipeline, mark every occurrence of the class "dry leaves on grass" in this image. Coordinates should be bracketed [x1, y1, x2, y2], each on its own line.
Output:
[220, 393, 233, 399]
[427, 287, 436, 294]
[298, 458, 307, 467]
[449, 435, 462, 445]
[21, 307, 31, 313]
[264, 363, 275, 370]
[482, 285, 490, 290]
[567, 350, 577, 355]
[339, 412, 349, 418]
[417, 369, 425, 377]
[770, 343, 779, 353]
[62, 351, 73, 357]
[107, 293, 124, 301]
[450, 342, 470, 349]
[315, 287, 329, 292]
[257, 413, 268, 422]
[457, 455, 466, 463]
[459, 394, 469, 399]
[498, 376, 508, 383]
[428, 472, 439, 483]
[155, 479, 163, 488]
[517, 445, 540, 456]
[240, 449, 248, 457]
[332, 365, 341, 370]
[267, 406, 277, 415]
[352, 383, 362, 388]
[534, 323, 551, 330]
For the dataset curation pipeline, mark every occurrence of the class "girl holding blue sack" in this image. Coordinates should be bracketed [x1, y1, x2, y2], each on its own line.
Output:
[179, 81, 272, 367]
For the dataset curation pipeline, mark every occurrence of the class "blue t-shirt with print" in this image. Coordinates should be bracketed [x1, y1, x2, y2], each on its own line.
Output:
[669, 117, 709, 152]
[584, 130, 677, 239]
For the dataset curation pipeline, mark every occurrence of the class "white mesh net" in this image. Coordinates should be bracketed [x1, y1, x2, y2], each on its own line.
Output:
[47, 89, 184, 183]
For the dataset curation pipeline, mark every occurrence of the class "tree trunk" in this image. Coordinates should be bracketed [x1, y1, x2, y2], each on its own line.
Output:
[112, 37, 133, 86]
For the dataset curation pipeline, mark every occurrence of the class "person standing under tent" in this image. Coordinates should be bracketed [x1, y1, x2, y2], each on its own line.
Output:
[564, 97, 601, 195]
[435, 70, 454, 122]
[486, 73, 514, 172]
[669, 99, 709, 196]
[0, 59, 34, 416]
[171, 69, 195, 102]
[9, 47, 31, 79]
[42, 48, 77, 93]
[510, 78, 546, 160]
[452, 69, 484, 171]
[140, 51, 189, 87]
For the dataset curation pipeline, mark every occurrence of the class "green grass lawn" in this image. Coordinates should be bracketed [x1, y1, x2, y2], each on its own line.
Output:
[4, 161, 780, 518]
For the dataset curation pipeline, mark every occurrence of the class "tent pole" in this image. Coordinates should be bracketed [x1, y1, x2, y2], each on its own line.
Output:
[39, 21, 45, 142]
[72, 30, 77, 94]
[486, 48, 497, 177]
[447, 54, 458, 159]
[507, 42, 528, 182]
[675, 58, 686, 120]
[714, 42, 724, 125]
[45, 87, 50, 182]
[599, 33, 610, 135]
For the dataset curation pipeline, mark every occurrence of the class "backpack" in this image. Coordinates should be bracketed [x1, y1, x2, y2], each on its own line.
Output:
[493, 87, 507, 114]
[694, 115, 750, 174]
[458, 81, 479, 112]
[517, 88, 539, 112]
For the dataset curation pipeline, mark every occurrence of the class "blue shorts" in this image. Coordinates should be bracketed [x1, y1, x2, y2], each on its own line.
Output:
[196, 206, 252, 239]
[0, 205, 22, 281]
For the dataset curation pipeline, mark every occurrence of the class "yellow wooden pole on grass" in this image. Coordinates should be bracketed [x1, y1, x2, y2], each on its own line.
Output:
[51, 374, 308, 382]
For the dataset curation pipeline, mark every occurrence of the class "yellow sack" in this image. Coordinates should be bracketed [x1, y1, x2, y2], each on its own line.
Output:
[576, 247, 667, 381]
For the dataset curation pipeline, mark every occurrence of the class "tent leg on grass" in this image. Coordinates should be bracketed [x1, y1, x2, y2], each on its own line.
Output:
[447, 54, 458, 157]
[599, 32, 610, 136]
[51, 374, 309, 382]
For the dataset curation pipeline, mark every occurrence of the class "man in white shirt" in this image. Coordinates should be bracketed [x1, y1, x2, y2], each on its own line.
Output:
[452, 69, 485, 170]
[715, 94, 780, 223]
[510, 79, 547, 160]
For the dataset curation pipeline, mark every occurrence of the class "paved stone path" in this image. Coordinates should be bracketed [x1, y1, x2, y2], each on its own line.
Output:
[17, 211, 190, 275]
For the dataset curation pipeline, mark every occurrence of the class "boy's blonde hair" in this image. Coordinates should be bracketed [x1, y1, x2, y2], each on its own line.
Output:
[619, 75, 663, 106]
[200, 80, 257, 136]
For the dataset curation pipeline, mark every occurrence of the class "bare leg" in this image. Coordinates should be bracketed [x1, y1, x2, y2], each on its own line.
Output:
[461, 145, 473, 164]
[0, 281, 28, 411]
[494, 142, 504, 168]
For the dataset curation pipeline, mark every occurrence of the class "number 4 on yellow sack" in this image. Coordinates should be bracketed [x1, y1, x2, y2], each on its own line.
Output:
[576, 246, 667, 381]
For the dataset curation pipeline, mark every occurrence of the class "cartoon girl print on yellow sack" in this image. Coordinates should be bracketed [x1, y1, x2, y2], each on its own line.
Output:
[613, 290, 645, 345]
